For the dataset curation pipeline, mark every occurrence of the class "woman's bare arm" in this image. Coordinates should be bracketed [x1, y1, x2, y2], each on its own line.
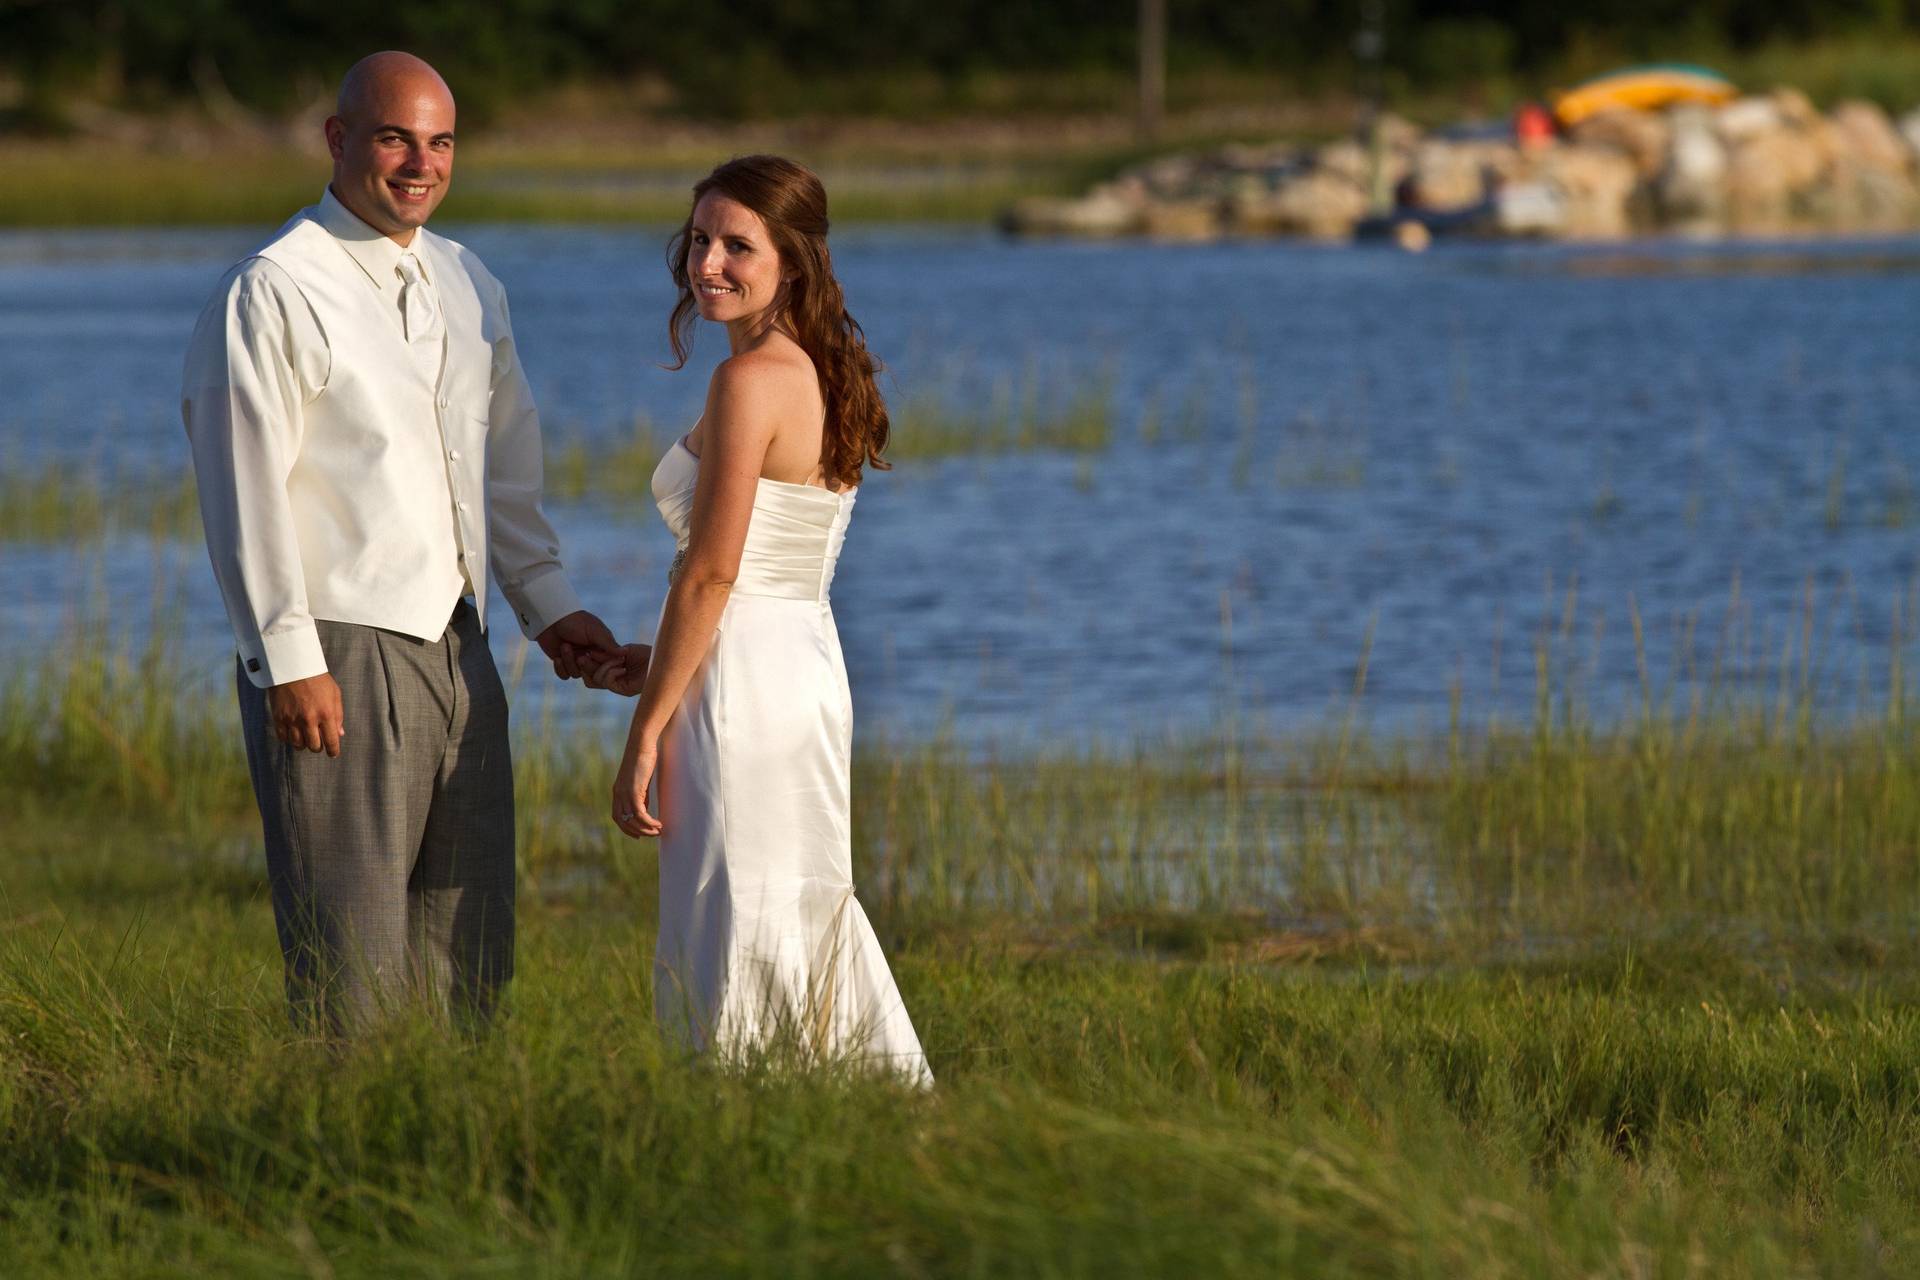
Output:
[611, 353, 785, 835]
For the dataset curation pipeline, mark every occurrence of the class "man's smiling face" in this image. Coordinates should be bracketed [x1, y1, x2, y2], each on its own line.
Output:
[324, 56, 456, 244]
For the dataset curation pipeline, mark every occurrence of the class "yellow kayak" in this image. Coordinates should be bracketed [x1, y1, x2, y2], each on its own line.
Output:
[1552, 64, 1737, 127]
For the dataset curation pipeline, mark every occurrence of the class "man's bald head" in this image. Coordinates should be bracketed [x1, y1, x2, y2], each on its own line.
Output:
[335, 51, 453, 124]
[324, 51, 457, 244]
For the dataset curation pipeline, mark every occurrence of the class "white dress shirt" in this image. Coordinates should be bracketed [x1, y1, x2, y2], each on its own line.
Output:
[182, 188, 581, 687]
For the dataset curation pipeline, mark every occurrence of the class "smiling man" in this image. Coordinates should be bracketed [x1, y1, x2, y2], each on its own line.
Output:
[181, 51, 620, 1033]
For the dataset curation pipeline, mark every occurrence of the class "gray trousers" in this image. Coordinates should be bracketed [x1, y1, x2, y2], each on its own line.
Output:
[237, 600, 514, 1033]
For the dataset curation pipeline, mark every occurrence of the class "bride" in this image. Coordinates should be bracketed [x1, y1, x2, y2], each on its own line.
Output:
[589, 155, 932, 1085]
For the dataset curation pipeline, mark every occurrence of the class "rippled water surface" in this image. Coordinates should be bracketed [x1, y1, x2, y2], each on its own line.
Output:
[3, 223, 1918, 744]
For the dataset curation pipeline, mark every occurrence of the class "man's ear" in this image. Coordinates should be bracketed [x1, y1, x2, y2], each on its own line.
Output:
[323, 116, 346, 161]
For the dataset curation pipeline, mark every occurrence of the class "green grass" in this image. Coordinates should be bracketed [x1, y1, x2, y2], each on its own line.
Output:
[0, 458, 200, 543]
[1432, 697, 1920, 930]
[8, 621, 1920, 1273]
[0, 141, 1106, 229]
[887, 371, 1116, 463]
[9, 869, 1920, 1277]
[447, 161, 1091, 226]
[544, 418, 670, 506]
[0, 148, 323, 227]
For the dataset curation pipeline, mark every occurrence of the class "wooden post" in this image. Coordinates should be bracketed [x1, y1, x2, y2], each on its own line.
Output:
[1138, 0, 1166, 141]
[1356, 0, 1389, 213]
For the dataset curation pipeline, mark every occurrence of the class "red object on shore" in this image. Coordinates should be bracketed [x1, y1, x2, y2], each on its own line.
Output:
[1513, 102, 1556, 148]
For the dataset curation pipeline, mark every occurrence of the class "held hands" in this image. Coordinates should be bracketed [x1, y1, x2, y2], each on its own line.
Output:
[583, 644, 653, 697]
[539, 610, 658, 836]
[536, 610, 621, 680]
[267, 672, 345, 756]
[611, 736, 662, 839]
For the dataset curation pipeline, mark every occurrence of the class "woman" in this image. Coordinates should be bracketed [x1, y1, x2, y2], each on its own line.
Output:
[590, 155, 932, 1085]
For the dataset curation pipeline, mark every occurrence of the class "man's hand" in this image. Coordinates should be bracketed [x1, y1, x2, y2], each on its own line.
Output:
[536, 610, 621, 680]
[267, 672, 345, 756]
[583, 643, 653, 697]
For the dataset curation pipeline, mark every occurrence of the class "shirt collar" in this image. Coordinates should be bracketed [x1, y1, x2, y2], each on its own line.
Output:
[314, 186, 432, 289]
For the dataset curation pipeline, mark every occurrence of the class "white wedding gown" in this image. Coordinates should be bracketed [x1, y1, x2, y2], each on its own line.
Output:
[647, 436, 932, 1085]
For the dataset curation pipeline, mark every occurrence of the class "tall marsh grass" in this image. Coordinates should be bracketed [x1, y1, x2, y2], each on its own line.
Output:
[0, 459, 199, 543]
[890, 370, 1116, 459]
[0, 142, 1090, 228]
[9, 610, 1920, 938]
[1434, 699, 1920, 929]
[6, 894, 1920, 1276]
[8, 622, 1920, 1272]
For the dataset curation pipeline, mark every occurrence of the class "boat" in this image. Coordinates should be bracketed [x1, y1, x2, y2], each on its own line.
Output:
[1552, 64, 1736, 127]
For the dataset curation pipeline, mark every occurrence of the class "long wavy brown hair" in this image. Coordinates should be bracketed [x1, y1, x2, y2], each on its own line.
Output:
[666, 155, 890, 490]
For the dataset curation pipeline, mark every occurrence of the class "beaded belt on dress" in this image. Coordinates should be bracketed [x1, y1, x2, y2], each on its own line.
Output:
[668, 545, 687, 585]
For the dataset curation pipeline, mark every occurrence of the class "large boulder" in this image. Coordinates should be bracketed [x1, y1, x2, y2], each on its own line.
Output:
[1567, 108, 1671, 179]
[1141, 198, 1223, 241]
[1819, 101, 1919, 230]
[1373, 113, 1423, 154]
[1313, 138, 1382, 185]
[1493, 181, 1566, 236]
[1533, 144, 1640, 237]
[1723, 131, 1818, 229]
[1000, 189, 1142, 237]
[1404, 139, 1518, 209]
[1716, 92, 1832, 230]
[1230, 168, 1368, 239]
[1900, 108, 1920, 166]
[1132, 153, 1207, 199]
[1825, 163, 1919, 230]
[1313, 138, 1406, 210]
[1735, 130, 1835, 230]
[1828, 100, 1914, 175]
[1656, 106, 1728, 225]
[1101, 172, 1151, 204]
[1714, 95, 1785, 144]
[1769, 86, 1823, 129]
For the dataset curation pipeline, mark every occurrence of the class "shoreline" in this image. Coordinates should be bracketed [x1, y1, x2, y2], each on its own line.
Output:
[0, 76, 1912, 234]
[1007, 90, 1920, 243]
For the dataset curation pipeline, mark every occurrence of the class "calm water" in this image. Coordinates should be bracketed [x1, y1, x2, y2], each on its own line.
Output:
[3, 223, 1918, 744]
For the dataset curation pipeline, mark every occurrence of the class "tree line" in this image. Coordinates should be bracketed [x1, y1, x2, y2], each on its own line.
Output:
[3, 0, 1917, 122]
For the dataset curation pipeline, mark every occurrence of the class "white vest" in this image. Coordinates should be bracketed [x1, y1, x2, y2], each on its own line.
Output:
[185, 193, 581, 687]
[253, 215, 495, 641]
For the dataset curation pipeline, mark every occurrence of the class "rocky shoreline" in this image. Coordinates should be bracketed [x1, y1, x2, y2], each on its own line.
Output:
[1003, 90, 1920, 242]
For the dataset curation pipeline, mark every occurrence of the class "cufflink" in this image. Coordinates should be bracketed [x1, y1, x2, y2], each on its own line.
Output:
[246, 658, 261, 673]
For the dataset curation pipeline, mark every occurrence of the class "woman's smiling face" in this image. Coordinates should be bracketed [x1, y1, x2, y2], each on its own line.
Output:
[687, 192, 789, 326]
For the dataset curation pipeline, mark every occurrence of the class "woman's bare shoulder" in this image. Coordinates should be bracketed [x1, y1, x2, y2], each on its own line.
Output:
[702, 338, 812, 439]
[718, 333, 814, 387]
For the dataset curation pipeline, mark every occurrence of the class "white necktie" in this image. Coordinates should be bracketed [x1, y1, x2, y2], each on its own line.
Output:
[395, 252, 445, 365]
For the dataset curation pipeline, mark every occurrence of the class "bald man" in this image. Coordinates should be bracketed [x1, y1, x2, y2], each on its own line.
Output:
[182, 52, 619, 1032]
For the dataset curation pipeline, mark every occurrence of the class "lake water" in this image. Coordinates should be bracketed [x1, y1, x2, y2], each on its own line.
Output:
[3, 223, 1918, 745]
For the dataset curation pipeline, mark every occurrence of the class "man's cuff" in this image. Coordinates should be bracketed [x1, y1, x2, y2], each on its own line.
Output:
[242, 625, 328, 689]
[508, 570, 584, 640]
